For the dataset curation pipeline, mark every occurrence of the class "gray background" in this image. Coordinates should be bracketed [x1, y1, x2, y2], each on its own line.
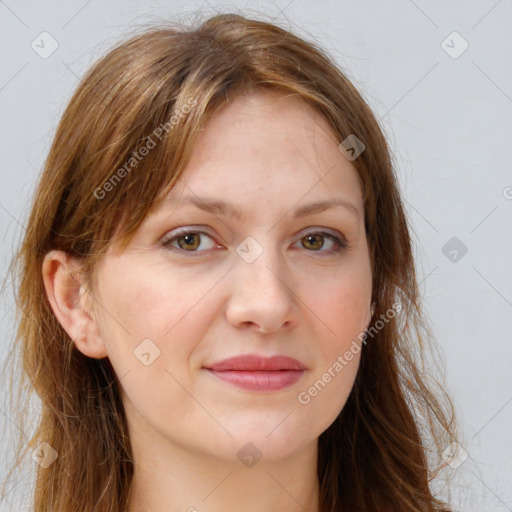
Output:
[1, 1, 511, 510]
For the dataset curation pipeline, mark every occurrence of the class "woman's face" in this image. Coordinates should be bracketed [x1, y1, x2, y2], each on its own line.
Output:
[88, 89, 373, 464]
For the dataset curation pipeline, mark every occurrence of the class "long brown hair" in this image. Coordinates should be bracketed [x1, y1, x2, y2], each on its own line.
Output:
[2, 11, 460, 512]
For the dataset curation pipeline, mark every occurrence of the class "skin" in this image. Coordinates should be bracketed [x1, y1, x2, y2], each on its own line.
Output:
[43, 89, 373, 512]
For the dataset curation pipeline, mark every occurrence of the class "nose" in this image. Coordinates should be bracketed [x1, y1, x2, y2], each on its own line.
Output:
[225, 241, 297, 334]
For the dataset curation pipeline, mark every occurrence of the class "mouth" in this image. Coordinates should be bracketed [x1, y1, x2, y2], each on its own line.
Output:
[203, 354, 307, 392]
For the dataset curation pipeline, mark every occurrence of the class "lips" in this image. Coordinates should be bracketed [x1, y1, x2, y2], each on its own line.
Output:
[203, 354, 306, 392]
[205, 354, 306, 371]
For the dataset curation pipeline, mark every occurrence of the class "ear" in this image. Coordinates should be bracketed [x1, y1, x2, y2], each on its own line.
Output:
[42, 250, 108, 359]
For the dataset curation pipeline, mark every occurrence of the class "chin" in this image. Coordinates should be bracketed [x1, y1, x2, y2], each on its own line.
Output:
[215, 418, 317, 463]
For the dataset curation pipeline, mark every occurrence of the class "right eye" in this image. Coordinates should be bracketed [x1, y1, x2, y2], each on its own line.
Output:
[160, 228, 221, 254]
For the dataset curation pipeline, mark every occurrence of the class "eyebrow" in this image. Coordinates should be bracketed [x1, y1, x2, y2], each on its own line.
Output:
[164, 195, 362, 221]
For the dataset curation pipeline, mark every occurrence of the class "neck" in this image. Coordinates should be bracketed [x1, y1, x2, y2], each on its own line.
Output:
[125, 427, 320, 512]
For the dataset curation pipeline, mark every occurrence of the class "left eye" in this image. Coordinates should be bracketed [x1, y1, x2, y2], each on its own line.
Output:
[297, 232, 347, 253]
[161, 229, 347, 255]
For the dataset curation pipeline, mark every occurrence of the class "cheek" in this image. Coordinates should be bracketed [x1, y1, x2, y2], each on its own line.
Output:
[294, 261, 370, 429]
[297, 285, 366, 433]
[308, 262, 372, 346]
[93, 259, 227, 374]
[308, 277, 366, 387]
[93, 263, 225, 432]
[295, 349, 360, 441]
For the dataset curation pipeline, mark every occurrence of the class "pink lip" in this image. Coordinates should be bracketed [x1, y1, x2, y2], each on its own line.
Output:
[203, 355, 306, 392]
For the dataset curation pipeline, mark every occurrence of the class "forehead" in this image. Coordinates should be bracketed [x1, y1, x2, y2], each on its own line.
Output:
[163, 89, 364, 213]
[193, 89, 336, 163]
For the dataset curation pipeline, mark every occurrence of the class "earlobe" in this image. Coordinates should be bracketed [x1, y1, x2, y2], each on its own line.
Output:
[42, 250, 108, 359]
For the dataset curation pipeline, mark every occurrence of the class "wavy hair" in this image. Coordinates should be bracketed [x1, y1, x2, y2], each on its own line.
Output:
[2, 11, 459, 512]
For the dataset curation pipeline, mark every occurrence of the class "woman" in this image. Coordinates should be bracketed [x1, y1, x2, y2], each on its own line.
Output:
[2, 11, 459, 512]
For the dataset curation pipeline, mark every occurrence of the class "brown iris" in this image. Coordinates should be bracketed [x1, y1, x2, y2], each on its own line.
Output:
[177, 233, 201, 251]
[301, 234, 324, 251]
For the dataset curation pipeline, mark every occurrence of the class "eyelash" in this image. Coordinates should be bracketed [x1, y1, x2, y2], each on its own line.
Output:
[160, 227, 349, 257]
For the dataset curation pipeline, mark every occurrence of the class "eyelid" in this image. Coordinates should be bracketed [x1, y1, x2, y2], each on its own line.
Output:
[160, 226, 348, 256]
[160, 226, 221, 251]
